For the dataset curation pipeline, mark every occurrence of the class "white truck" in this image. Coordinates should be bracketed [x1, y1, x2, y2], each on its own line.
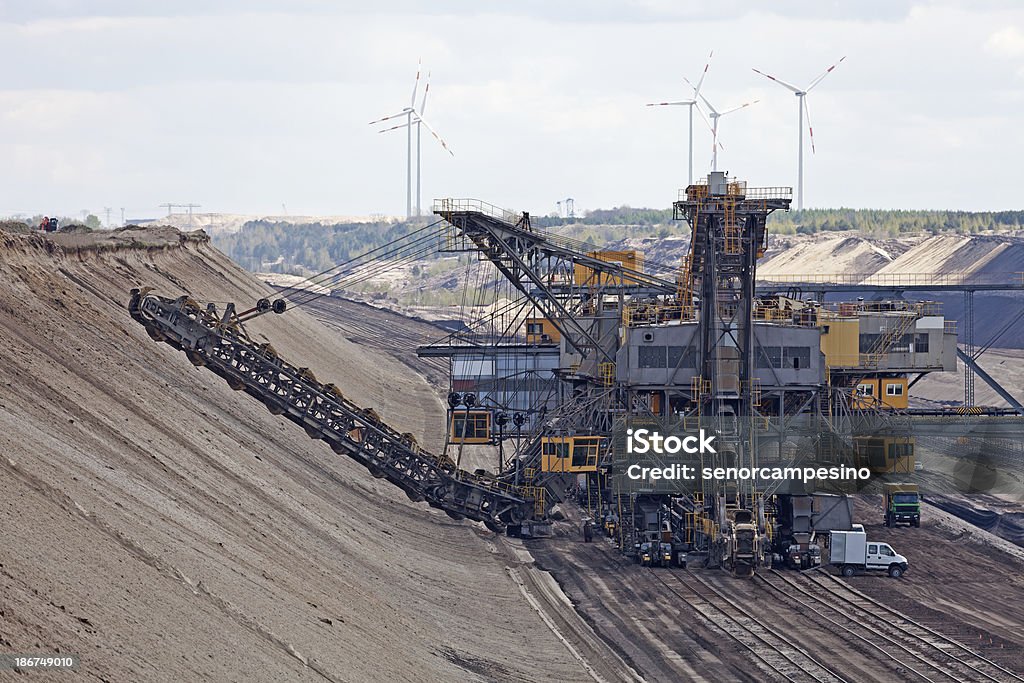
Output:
[829, 528, 908, 578]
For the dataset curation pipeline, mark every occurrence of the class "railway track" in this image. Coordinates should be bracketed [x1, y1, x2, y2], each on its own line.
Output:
[650, 569, 848, 683]
[538, 539, 790, 681]
[299, 293, 1024, 681]
[757, 569, 1024, 683]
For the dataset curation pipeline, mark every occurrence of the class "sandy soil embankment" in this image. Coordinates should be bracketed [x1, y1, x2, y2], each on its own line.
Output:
[0, 226, 587, 681]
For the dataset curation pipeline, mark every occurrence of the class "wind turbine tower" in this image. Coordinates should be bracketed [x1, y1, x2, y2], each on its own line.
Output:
[752, 56, 845, 210]
[646, 51, 713, 185]
[694, 90, 758, 172]
[370, 61, 453, 218]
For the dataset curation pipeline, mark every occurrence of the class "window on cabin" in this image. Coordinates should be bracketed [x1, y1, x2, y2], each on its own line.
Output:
[451, 412, 490, 440]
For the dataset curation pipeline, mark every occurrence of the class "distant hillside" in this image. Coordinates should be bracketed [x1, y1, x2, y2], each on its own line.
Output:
[213, 218, 421, 273]
[210, 208, 1024, 279]
[770, 208, 1024, 237]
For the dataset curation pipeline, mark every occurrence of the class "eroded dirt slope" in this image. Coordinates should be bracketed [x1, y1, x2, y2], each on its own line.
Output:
[0, 226, 587, 682]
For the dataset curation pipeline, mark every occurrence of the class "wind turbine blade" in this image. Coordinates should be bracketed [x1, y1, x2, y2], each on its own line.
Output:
[803, 97, 816, 154]
[751, 67, 802, 93]
[411, 112, 454, 156]
[695, 103, 716, 135]
[805, 55, 846, 92]
[694, 103, 723, 151]
[718, 99, 759, 117]
[378, 120, 415, 133]
[697, 92, 719, 116]
[368, 108, 413, 125]
[692, 50, 713, 99]
[410, 58, 421, 107]
[684, 76, 719, 114]
[646, 100, 696, 106]
[420, 70, 431, 115]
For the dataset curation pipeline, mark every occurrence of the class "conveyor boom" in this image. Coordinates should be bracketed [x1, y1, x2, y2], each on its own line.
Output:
[128, 289, 536, 530]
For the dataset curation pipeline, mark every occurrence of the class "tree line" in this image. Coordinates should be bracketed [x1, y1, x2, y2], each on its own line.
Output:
[213, 219, 421, 274]
[212, 208, 1023, 276]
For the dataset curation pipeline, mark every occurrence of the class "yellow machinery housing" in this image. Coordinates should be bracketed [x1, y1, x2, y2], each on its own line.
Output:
[449, 410, 492, 444]
[573, 250, 644, 287]
[854, 436, 915, 473]
[819, 317, 860, 368]
[525, 317, 561, 344]
[540, 435, 602, 473]
[851, 377, 909, 410]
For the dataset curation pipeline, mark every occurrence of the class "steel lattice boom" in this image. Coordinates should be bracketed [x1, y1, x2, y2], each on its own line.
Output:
[128, 288, 537, 531]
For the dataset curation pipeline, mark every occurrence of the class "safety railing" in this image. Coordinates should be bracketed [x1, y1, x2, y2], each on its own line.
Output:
[753, 306, 796, 322]
[746, 379, 762, 407]
[677, 182, 792, 202]
[622, 300, 696, 327]
[744, 186, 794, 200]
[524, 486, 546, 518]
[757, 272, 1024, 287]
[820, 300, 943, 316]
[433, 198, 521, 225]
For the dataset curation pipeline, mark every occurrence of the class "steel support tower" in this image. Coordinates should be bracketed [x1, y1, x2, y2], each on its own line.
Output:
[673, 172, 792, 564]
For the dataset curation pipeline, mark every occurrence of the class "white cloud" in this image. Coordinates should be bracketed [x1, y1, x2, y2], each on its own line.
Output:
[15, 16, 153, 36]
[0, 2, 1023, 216]
[986, 25, 1024, 58]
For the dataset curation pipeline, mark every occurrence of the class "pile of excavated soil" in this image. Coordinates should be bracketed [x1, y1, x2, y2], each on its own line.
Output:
[0, 220, 33, 234]
[759, 232, 899, 278]
[0, 226, 586, 681]
[874, 234, 1024, 282]
[757, 232, 1024, 284]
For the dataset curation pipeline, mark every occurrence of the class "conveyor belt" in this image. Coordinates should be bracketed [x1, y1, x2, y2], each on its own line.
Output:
[128, 288, 537, 531]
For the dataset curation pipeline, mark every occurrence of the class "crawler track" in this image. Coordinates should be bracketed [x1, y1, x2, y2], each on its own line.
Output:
[757, 569, 1024, 683]
[650, 569, 847, 683]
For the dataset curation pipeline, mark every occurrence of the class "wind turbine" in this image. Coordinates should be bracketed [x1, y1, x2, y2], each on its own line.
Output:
[691, 86, 758, 172]
[752, 56, 846, 211]
[369, 60, 453, 218]
[646, 50, 713, 185]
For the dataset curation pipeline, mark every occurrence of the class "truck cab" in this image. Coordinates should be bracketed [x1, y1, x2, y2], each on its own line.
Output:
[864, 542, 908, 577]
[884, 483, 921, 528]
[830, 530, 909, 578]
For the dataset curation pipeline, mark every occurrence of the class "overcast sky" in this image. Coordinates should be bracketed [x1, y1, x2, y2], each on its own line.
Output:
[1, 0, 1023, 220]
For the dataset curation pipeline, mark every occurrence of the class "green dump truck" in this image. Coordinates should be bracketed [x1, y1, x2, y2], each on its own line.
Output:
[884, 483, 921, 528]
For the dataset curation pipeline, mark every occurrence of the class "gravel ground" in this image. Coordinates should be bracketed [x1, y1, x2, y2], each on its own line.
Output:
[0, 226, 591, 682]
